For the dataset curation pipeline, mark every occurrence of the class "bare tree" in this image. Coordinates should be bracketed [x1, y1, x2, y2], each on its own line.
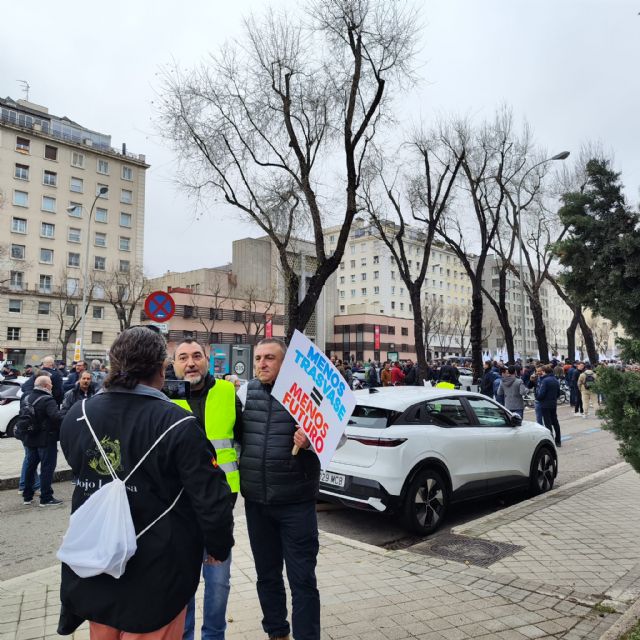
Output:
[0, 242, 32, 288]
[187, 280, 233, 342]
[423, 295, 444, 362]
[105, 266, 150, 332]
[588, 316, 611, 357]
[158, 0, 419, 340]
[234, 285, 278, 343]
[450, 303, 472, 357]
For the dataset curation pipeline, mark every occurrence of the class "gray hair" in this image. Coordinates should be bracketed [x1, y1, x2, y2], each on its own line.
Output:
[256, 337, 287, 356]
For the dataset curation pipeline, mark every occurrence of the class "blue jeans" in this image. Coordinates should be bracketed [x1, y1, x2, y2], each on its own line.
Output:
[534, 400, 543, 426]
[22, 441, 57, 503]
[19, 444, 40, 491]
[245, 500, 320, 640]
[183, 552, 232, 640]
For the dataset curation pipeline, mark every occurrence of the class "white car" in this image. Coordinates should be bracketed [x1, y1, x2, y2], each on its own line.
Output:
[320, 387, 557, 535]
[0, 379, 25, 437]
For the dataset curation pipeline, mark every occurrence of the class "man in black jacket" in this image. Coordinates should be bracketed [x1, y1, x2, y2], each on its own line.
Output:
[22, 375, 65, 506]
[241, 338, 320, 640]
[21, 356, 64, 405]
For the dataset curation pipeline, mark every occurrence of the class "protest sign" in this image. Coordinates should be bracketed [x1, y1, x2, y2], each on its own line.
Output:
[271, 330, 356, 469]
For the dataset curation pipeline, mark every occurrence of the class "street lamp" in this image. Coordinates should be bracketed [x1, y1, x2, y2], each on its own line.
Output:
[515, 152, 569, 362]
[66, 186, 109, 361]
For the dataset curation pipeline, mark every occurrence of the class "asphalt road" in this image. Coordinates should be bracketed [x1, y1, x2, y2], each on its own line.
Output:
[0, 404, 622, 581]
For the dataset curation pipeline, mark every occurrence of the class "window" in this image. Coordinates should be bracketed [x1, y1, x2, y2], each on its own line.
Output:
[95, 232, 107, 247]
[122, 166, 133, 181]
[40, 248, 54, 264]
[391, 301, 395, 309]
[16, 137, 30, 153]
[361, 287, 367, 295]
[360, 257, 366, 267]
[361, 273, 367, 281]
[339, 305, 345, 313]
[97, 159, 109, 175]
[9, 299, 21, 313]
[339, 290, 345, 298]
[339, 262, 345, 270]
[350, 245, 356, 255]
[66, 303, 77, 317]
[94, 282, 105, 299]
[374, 270, 379, 280]
[44, 145, 58, 160]
[38, 301, 50, 315]
[68, 227, 81, 243]
[466, 397, 510, 427]
[350, 289, 356, 297]
[42, 195, 56, 212]
[373, 255, 379, 264]
[97, 183, 109, 198]
[70, 177, 83, 193]
[120, 189, 133, 204]
[93, 306, 104, 319]
[41, 222, 55, 238]
[119, 212, 132, 227]
[7, 327, 21, 341]
[94, 256, 106, 270]
[374, 286, 379, 294]
[92, 331, 103, 344]
[391, 286, 395, 295]
[119, 260, 130, 273]
[339, 276, 345, 284]
[68, 201, 82, 217]
[68, 252, 80, 267]
[417, 398, 470, 427]
[119, 237, 131, 251]
[11, 244, 25, 260]
[36, 328, 50, 342]
[13, 190, 28, 207]
[10, 271, 24, 289]
[95, 207, 108, 223]
[71, 151, 85, 168]
[43, 170, 57, 186]
[401, 327, 409, 336]
[350, 260, 355, 268]
[391, 271, 396, 280]
[400, 303, 404, 311]
[15, 163, 29, 180]
[66, 278, 79, 295]
[39, 275, 52, 293]
[350, 274, 356, 283]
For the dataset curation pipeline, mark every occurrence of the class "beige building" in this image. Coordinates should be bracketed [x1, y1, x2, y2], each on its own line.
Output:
[0, 97, 148, 366]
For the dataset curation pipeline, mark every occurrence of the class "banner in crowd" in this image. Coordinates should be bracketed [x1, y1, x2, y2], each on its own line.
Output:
[271, 330, 356, 469]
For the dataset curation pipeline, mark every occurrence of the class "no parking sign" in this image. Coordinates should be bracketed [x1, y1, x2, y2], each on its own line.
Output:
[144, 291, 176, 322]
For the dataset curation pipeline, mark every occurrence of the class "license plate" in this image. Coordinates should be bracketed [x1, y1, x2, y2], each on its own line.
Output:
[320, 470, 345, 489]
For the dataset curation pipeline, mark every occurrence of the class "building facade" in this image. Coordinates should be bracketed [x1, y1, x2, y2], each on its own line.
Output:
[0, 97, 148, 366]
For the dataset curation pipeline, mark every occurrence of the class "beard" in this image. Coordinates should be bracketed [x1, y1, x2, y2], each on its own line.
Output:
[186, 373, 203, 386]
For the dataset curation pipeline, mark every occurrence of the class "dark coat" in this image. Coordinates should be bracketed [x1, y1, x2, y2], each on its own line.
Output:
[61, 382, 97, 415]
[240, 379, 320, 504]
[438, 364, 459, 385]
[23, 388, 64, 448]
[535, 374, 560, 409]
[22, 367, 64, 405]
[58, 389, 234, 634]
[480, 369, 497, 396]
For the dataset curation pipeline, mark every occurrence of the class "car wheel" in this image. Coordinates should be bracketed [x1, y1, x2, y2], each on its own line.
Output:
[529, 447, 556, 495]
[402, 468, 449, 536]
[6, 417, 18, 439]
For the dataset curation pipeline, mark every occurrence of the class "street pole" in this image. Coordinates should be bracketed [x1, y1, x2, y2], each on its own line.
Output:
[68, 186, 108, 362]
[514, 152, 569, 364]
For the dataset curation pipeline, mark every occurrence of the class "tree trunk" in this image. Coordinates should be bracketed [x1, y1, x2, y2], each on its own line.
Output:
[529, 293, 550, 364]
[285, 270, 301, 343]
[469, 285, 484, 383]
[578, 313, 599, 365]
[483, 288, 515, 364]
[566, 307, 580, 362]
[410, 288, 427, 384]
[61, 342, 69, 364]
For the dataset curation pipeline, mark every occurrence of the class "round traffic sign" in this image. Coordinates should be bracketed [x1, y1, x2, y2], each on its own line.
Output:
[144, 291, 176, 322]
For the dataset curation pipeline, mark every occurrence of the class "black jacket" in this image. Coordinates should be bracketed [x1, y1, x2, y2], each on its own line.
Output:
[22, 367, 64, 405]
[23, 388, 64, 448]
[58, 388, 234, 634]
[61, 382, 97, 415]
[240, 378, 320, 504]
[63, 370, 82, 393]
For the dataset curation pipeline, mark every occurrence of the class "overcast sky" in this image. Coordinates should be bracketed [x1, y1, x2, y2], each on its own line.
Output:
[2, 0, 638, 277]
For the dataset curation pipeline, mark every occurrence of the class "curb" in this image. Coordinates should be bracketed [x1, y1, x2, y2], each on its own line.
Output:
[0, 467, 74, 491]
[599, 597, 640, 640]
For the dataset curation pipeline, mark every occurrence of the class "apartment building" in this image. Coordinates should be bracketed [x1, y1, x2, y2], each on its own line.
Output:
[0, 97, 148, 366]
[323, 218, 473, 359]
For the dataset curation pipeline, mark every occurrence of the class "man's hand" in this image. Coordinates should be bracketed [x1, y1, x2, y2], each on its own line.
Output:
[204, 555, 223, 566]
[293, 427, 311, 450]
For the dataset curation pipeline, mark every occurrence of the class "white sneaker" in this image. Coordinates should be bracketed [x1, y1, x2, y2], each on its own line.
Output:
[582, 414, 587, 419]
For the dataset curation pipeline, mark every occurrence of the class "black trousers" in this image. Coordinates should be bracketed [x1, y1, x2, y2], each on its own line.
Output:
[541, 406, 561, 444]
[245, 500, 320, 640]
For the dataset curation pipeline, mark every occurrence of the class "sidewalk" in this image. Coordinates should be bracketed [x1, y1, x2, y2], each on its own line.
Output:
[1, 463, 639, 640]
[0, 439, 71, 491]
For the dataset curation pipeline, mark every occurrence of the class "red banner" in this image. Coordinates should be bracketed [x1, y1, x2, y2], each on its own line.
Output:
[265, 319, 273, 338]
[374, 325, 380, 350]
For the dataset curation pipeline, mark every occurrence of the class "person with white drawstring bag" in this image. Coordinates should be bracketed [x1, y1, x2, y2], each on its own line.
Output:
[56, 327, 234, 640]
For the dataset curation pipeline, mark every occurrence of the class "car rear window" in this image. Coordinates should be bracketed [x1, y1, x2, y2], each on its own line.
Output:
[348, 405, 399, 429]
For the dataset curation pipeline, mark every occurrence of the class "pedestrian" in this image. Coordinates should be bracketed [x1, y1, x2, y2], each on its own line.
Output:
[578, 364, 598, 418]
[365, 362, 380, 388]
[438, 360, 459, 387]
[172, 339, 242, 640]
[241, 338, 320, 640]
[535, 364, 562, 446]
[571, 362, 585, 415]
[391, 361, 405, 386]
[22, 364, 34, 378]
[90, 359, 107, 389]
[63, 361, 88, 393]
[498, 366, 528, 418]
[61, 371, 97, 416]
[381, 361, 392, 387]
[528, 366, 545, 425]
[21, 375, 65, 506]
[57, 326, 234, 639]
[404, 359, 417, 385]
[21, 356, 64, 405]
[480, 361, 497, 397]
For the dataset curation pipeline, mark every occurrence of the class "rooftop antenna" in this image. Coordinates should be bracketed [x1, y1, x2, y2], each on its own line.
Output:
[17, 80, 30, 101]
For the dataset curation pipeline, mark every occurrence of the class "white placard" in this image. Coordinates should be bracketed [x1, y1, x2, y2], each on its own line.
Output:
[271, 330, 356, 470]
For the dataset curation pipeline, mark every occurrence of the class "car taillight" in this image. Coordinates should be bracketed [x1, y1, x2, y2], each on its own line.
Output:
[0, 398, 16, 406]
[348, 436, 407, 447]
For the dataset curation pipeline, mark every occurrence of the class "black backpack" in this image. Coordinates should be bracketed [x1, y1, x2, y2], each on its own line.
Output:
[14, 395, 45, 441]
[583, 373, 596, 390]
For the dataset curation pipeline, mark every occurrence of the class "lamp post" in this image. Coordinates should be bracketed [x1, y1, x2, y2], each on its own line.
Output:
[66, 186, 108, 361]
[514, 152, 569, 363]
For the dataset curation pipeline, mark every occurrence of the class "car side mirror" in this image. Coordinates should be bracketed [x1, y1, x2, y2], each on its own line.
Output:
[510, 413, 523, 427]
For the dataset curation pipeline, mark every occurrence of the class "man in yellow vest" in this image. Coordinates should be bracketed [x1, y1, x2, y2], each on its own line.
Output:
[172, 339, 242, 640]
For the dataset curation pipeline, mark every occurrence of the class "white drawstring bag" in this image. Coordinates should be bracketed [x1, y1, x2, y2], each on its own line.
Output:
[57, 398, 193, 579]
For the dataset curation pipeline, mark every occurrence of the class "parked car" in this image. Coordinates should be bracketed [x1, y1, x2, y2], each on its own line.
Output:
[319, 387, 558, 536]
[0, 379, 25, 437]
[456, 367, 479, 392]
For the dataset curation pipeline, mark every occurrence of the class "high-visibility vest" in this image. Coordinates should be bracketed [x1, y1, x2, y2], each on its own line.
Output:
[173, 379, 239, 493]
[435, 381, 456, 390]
